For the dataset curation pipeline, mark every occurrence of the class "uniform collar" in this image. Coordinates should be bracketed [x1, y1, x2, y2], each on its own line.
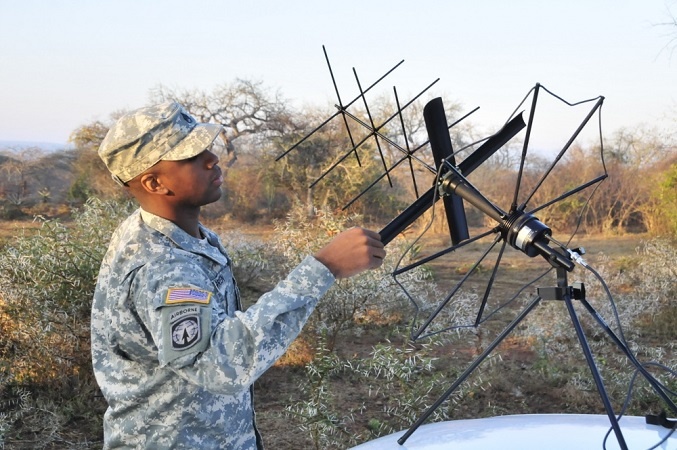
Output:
[139, 209, 228, 264]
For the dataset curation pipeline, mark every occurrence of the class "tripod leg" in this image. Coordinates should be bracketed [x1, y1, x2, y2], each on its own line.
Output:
[564, 296, 629, 450]
[579, 298, 677, 414]
[397, 295, 542, 445]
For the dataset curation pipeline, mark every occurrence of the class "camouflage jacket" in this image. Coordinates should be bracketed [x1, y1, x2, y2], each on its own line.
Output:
[91, 209, 334, 449]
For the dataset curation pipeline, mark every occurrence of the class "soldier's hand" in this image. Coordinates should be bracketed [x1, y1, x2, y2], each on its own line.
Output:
[313, 227, 386, 279]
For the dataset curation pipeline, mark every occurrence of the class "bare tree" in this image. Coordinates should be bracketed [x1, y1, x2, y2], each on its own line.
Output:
[589, 127, 677, 233]
[0, 148, 43, 206]
[657, 3, 677, 60]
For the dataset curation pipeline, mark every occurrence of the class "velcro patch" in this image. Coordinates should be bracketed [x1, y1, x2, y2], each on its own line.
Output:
[165, 287, 212, 305]
[171, 314, 201, 350]
[160, 303, 211, 364]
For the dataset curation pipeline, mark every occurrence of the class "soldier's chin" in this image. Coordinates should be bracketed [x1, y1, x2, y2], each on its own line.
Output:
[206, 188, 223, 205]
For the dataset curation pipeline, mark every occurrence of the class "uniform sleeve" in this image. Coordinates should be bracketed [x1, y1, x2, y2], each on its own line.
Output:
[134, 255, 334, 395]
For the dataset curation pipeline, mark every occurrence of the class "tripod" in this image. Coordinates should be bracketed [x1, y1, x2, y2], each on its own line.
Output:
[398, 259, 677, 449]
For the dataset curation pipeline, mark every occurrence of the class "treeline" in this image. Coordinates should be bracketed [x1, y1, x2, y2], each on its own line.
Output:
[1, 78, 676, 237]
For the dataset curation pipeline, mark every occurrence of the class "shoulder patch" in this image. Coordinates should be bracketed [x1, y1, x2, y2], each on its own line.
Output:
[165, 287, 212, 305]
[171, 314, 201, 350]
[160, 303, 212, 364]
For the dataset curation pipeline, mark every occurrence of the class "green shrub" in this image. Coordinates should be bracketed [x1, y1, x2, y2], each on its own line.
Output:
[653, 163, 677, 237]
[270, 204, 441, 350]
[0, 198, 133, 447]
[265, 204, 479, 448]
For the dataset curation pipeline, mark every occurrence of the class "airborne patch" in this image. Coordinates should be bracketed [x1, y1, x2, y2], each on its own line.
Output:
[165, 287, 212, 305]
[160, 303, 211, 363]
[171, 315, 201, 350]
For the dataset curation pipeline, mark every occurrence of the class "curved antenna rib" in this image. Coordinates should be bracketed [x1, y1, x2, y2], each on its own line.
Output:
[410, 233, 502, 340]
[519, 95, 605, 211]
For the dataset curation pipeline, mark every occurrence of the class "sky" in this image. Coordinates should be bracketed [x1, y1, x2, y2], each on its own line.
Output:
[1, 0, 675, 152]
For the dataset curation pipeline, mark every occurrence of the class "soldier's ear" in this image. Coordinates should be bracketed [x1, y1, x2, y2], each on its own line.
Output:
[139, 173, 169, 195]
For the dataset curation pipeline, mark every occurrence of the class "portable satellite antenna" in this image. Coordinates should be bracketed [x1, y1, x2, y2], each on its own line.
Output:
[278, 47, 677, 450]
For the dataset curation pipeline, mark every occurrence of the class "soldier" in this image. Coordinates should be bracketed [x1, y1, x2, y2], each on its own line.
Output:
[91, 101, 386, 449]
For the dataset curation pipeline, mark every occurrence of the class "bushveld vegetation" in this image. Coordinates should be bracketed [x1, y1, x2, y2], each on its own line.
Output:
[0, 80, 675, 448]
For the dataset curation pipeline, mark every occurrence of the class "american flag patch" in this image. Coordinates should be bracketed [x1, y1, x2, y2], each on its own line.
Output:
[165, 287, 212, 305]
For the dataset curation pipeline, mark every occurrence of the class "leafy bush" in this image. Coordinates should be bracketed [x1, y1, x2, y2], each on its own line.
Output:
[281, 333, 491, 449]
[651, 163, 677, 237]
[0, 198, 133, 447]
[219, 229, 274, 304]
[270, 204, 440, 350]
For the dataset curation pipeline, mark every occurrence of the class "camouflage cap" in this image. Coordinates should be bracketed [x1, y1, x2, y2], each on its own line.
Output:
[98, 101, 223, 185]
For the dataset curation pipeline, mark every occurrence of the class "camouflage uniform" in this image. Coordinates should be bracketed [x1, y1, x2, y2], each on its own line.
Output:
[91, 208, 334, 449]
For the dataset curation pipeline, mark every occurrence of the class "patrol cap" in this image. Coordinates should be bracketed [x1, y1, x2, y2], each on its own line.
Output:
[98, 101, 223, 185]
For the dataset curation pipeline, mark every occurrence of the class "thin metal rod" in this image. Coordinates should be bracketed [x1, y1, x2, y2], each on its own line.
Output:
[474, 239, 507, 326]
[342, 146, 428, 210]
[393, 228, 497, 275]
[448, 106, 480, 130]
[336, 77, 441, 165]
[353, 67, 393, 187]
[398, 295, 543, 445]
[276, 113, 337, 161]
[276, 56, 405, 161]
[511, 83, 540, 211]
[309, 125, 374, 189]
[323, 45, 361, 166]
[527, 174, 608, 216]
[479, 266, 552, 325]
[560, 269, 628, 450]
[340, 104, 480, 208]
[342, 164, 395, 210]
[333, 107, 436, 172]
[411, 234, 502, 340]
[309, 78, 441, 189]
[379, 114, 526, 244]
[394, 86, 419, 198]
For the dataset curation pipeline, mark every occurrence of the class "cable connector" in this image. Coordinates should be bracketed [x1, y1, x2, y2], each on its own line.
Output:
[567, 247, 588, 268]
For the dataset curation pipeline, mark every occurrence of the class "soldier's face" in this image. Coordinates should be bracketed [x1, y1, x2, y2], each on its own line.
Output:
[156, 149, 224, 207]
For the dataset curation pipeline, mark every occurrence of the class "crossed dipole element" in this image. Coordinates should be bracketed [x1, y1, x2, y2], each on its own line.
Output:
[278, 47, 676, 449]
[278, 45, 445, 206]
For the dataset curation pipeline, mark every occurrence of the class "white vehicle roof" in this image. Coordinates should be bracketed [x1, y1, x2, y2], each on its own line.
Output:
[349, 414, 675, 450]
